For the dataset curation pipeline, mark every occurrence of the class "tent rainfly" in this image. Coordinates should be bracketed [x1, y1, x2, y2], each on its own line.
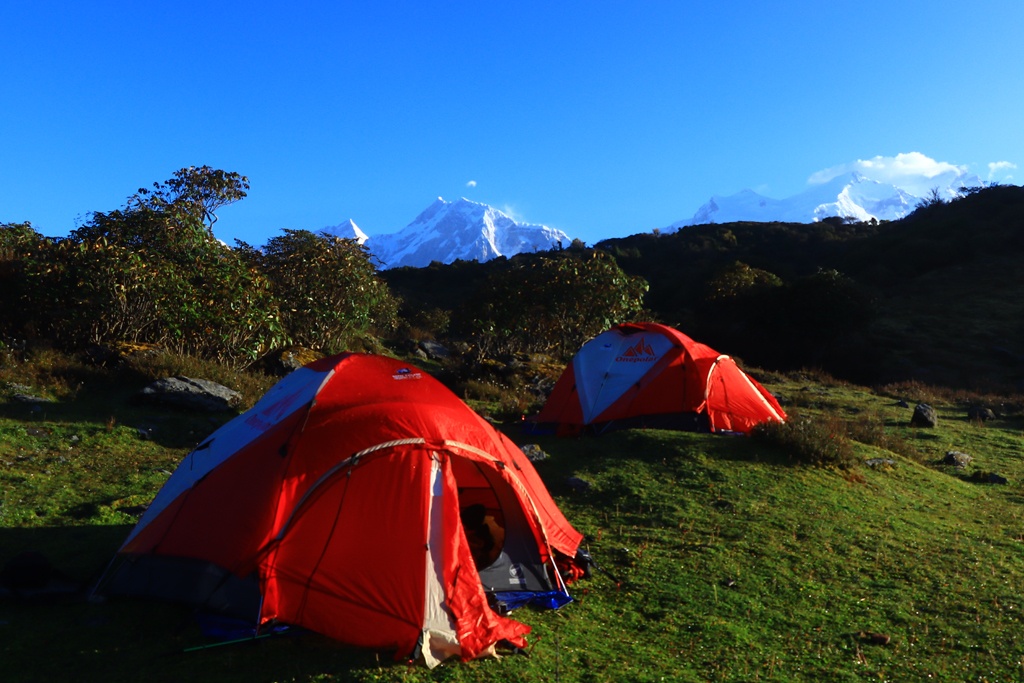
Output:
[97, 353, 584, 667]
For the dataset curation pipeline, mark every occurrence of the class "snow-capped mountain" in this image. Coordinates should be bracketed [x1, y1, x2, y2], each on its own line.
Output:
[363, 197, 570, 269]
[672, 170, 984, 229]
[321, 218, 368, 245]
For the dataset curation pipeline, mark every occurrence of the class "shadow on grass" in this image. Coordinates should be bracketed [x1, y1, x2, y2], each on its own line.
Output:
[0, 525, 408, 683]
[0, 395, 238, 451]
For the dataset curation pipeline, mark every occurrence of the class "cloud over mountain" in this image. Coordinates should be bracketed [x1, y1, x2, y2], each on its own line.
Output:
[675, 153, 994, 228]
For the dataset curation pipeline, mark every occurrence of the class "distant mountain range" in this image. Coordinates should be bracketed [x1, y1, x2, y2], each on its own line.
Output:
[322, 171, 989, 269]
[671, 170, 984, 229]
[323, 197, 569, 269]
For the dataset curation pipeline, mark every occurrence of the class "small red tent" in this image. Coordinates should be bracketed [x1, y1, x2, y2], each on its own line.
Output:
[100, 354, 582, 666]
[534, 322, 786, 436]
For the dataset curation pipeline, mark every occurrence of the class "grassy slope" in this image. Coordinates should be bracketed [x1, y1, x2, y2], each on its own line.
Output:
[3, 356, 1024, 682]
[3, 188, 1024, 681]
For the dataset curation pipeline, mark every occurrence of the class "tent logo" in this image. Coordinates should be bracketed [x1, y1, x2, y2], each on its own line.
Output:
[508, 563, 527, 586]
[392, 368, 423, 381]
[616, 338, 657, 363]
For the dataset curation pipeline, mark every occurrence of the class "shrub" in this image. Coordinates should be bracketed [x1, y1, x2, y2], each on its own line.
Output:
[456, 249, 648, 360]
[703, 261, 782, 303]
[247, 230, 399, 353]
[22, 169, 287, 366]
[751, 413, 857, 469]
[0, 222, 50, 339]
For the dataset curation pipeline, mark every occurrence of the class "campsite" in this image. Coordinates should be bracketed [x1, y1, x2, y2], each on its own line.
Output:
[3, 185, 1024, 681]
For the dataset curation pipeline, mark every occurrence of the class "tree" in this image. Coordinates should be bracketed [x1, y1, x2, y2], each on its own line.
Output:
[703, 261, 782, 303]
[132, 165, 249, 231]
[0, 222, 50, 339]
[28, 168, 284, 365]
[457, 250, 648, 360]
[252, 230, 399, 353]
[916, 187, 946, 210]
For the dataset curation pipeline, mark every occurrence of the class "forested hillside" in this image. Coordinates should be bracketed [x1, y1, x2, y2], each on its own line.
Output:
[598, 185, 1024, 390]
[3, 171, 1023, 394]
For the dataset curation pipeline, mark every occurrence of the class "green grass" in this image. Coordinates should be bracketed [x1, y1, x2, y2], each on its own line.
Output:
[3, 352, 1024, 681]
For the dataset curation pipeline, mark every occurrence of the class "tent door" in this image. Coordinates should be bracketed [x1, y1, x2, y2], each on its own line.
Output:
[453, 459, 552, 594]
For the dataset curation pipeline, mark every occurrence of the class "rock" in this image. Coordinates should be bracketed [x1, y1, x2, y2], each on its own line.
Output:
[910, 403, 938, 428]
[137, 377, 241, 412]
[895, 399, 910, 408]
[262, 346, 322, 376]
[12, 393, 52, 404]
[418, 339, 450, 361]
[968, 406, 996, 422]
[866, 458, 896, 468]
[87, 342, 164, 367]
[943, 451, 972, 468]
[859, 631, 891, 646]
[520, 444, 549, 463]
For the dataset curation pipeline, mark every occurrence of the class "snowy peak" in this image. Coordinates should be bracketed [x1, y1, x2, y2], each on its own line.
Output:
[675, 170, 984, 228]
[364, 197, 570, 269]
[321, 218, 368, 245]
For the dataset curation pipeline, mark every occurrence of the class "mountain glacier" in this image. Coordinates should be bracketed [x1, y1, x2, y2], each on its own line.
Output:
[356, 197, 570, 269]
[671, 170, 984, 229]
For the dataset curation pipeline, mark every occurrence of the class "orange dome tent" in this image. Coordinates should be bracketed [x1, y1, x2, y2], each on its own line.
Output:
[99, 354, 583, 666]
[534, 322, 786, 436]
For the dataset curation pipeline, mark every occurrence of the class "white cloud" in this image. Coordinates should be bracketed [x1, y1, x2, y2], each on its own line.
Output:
[988, 161, 1017, 181]
[500, 203, 522, 221]
[466, 180, 477, 188]
[808, 152, 969, 196]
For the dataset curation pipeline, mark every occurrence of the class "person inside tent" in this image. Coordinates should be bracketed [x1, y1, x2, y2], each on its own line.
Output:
[459, 504, 505, 568]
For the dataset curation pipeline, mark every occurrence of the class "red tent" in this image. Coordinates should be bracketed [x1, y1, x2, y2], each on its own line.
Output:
[100, 353, 583, 666]
[534, 322, 786, 436]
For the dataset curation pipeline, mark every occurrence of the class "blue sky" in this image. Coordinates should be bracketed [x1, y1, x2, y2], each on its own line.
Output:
[2, 1, 1021, 247]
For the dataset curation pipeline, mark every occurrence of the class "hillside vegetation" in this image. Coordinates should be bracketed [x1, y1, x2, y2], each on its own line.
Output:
[2, 177, 1024, 681]
[597, 185, 1024, 390]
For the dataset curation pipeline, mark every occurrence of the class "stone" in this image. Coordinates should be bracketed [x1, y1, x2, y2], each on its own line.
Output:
[866, 458, 896, 468]
[418, 339, 451, 361]
[910, 403, 937, 428]
[520, 444, 548, 463]
[968, 406, 996, 422]
[137, 377, 241, 412]
[943, 451, 972, 468]
[263, 346, 321, 375]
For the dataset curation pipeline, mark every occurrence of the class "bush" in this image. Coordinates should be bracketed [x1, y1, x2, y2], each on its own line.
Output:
[247, 230, 399, 353]
[751, 413, 857, 469]
[703, 261, 782, 303]
[0, 222, 50, 339]
[22, 169, 287, 366]
[456, 249, 648, 360]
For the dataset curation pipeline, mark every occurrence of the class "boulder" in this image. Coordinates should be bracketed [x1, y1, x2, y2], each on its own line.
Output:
[520, 444, 549, 463]
[418, 339, 451, 361]
[137, 377, 241, 412]
[910, 403, 938, 428]
[262, 346, 322, 376]
[943, 451, 972, 468]
[968, 406, 996, 422]
[866, 458, 896, 469]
